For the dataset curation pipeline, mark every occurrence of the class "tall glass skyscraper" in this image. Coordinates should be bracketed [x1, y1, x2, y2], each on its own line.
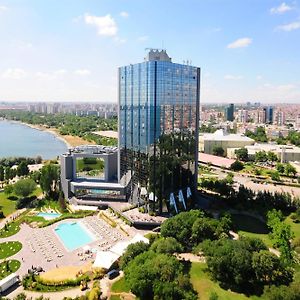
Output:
[119, 50, 200, 214]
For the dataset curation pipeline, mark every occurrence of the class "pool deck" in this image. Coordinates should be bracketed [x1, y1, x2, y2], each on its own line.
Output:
[0, 216, 135, 277]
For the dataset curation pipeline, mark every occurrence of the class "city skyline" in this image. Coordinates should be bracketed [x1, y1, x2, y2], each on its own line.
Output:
[0, 0, 300, 103]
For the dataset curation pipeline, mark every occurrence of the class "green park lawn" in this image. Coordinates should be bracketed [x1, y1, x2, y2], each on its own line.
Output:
[286, 215, 300, 238]
[190, 262, 261, 300]
[110, 296, 121, 300]
[230, 214, 273, 248]
[0, 187, 43, 218]
[0, 241, 22, 259]
[111, 277, 131, 293]
[0, 192, 17, 217]
[0, 259, 21, 280]
[0, 221, 21, 238]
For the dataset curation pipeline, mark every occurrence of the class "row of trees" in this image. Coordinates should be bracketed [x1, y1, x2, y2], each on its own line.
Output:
[200, 237, 293, 295]
[0, 110, 118, 146]
[200, 178, 300, 213]
[160, 210, 231, 251]
[235, 147, 279, 163]
[245, 126, 268, 142]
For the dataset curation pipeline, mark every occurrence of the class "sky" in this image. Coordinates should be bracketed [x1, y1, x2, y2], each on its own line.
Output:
[0, 0, 300, 103]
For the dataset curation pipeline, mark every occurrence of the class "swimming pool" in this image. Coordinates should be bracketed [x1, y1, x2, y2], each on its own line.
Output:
[37, 212, 62, 220]
[55, 222, 95, 251]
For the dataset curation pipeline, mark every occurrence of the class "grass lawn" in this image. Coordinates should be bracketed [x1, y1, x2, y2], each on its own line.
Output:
[76, 158, 104, 172]
[0, 241, 22, 259]
[190, 262, 262, 300]
[110, 296, 121, 300]
[0, 187, 43, 218]
[0, 260, 21, 280]
[0, 192, 17, 217]
[231, 214, 273, 248]
[0, 222, 20, 238]
[111, 277, 131, 293]
[286, 215, 300, 238]
[35, 198, 62, 212]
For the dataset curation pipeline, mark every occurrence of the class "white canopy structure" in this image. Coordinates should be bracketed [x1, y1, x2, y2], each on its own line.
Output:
[92, 234, 149, 270]
[93, 251, 120, 270]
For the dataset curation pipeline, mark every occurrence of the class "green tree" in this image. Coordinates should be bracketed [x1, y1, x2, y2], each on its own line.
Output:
[124, 251, 197, 300]
[150, 237, 183, 254]
[267, 209, 294, 264]
[255, 151, 268, 162]
[252, 250, 293, 286]
[5, 167, 12, 181]
[271, 171, 281, 181]
[14, 178, 36, 198]
[235, 148, 248, 161]
[267, 151, 278, 162]
[120, 241, 150, 269]
[0, 165, 4, 181]
[230, 160, 244, 171]
[212, 146, 225, 157]
[35, 155, 43, 164]
[17, 161, 29, 177]
[276, 163, 285, 174]
[263, 282, 300, 300]
[40, 164, 59, 198]
[4, 184, 14, 194]
[285, 163, 297, 177]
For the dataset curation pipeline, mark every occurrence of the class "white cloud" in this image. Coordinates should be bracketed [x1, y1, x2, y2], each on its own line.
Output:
[84, 14, 118, 36]
[74, 69, 91, 76]
[277, 84, 296, 91]
[137, 35, 149, 42]
[227, 37, 252, 49]
[256, 75, 263, 80]
[277, 21, 300, 31]
[54, 69, 67, 76]
[2, 68, 27, 79]
[120, 11, 129, 18]
[35, 69, 67, 80]
[224, 74, 243, 80]
[35, 72, 54, 80]
[0, 5, 8, 12]
[270, 2, 292, 14]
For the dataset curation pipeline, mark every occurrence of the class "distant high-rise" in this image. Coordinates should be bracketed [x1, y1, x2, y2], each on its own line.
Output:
[225, 103, 234, 121]
[118, 49, 200, 213]
[264, 106, 274, 124]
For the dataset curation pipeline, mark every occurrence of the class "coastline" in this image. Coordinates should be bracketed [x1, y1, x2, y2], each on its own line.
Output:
[2, 119, 93, 148]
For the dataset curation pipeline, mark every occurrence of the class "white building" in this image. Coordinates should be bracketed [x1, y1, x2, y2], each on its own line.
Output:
[199, 129, 255, 156]
[227, 143, 300, 163]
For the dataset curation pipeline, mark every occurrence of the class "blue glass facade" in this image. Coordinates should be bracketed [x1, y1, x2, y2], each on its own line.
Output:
[119, 52, 200, 213]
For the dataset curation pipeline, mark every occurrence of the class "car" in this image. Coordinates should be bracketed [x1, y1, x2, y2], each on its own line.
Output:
[107, 269, 120, 280]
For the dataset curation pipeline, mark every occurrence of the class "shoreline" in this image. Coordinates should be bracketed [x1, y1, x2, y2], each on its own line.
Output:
[2, 119, 92, 148]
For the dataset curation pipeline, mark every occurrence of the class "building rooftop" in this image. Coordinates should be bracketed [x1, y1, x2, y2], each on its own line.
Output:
[201, 129, 254, 142]
[198, 153, 235, 169]
[246, 143, 300, 154]
[64, 145, 118, 156]
[144, 49, 172, 62]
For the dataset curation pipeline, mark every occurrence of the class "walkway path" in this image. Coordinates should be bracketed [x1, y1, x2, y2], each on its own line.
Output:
[7, 285, 87, 300]
[0, 208, 26, 230]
